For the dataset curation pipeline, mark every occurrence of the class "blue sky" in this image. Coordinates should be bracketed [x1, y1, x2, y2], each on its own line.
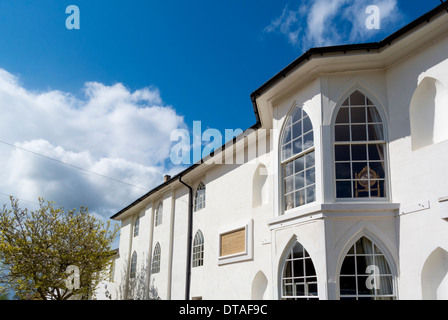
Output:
[0, 0, 442, 221]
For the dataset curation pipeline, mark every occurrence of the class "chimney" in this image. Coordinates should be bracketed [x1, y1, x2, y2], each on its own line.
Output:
[164, 175, 171, 182]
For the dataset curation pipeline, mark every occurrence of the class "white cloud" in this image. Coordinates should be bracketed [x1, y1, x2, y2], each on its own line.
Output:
[264, 0, 401, 52]
[0, 68, 186, 219]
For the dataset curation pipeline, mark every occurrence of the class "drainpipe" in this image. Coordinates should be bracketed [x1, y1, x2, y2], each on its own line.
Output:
[179, 176, 193, 300]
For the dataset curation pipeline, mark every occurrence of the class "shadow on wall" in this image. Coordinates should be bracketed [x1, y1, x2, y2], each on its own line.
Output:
[421, 247, 448, 300]
[410, 77, 448, 150]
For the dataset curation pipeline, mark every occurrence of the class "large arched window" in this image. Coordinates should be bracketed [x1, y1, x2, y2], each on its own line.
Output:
[192, 230, 204, 267]
[339, 236, 395, 300]
[334, 90, 387, 199]
[155, 202, 163, 226]
[281, 241, 318, 300]
[194, 182, 206, 212]
[151, 243, 161, 274]
[130, 251, 137, 279]
[281, 107, 315, 211]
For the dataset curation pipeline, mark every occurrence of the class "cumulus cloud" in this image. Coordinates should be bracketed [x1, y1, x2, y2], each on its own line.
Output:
[264, 0, 401, 52]
[0, 68, 186, 219]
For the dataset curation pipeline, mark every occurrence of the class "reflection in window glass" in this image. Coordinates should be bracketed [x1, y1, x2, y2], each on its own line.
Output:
[281, 107, 316, 211]
[334, 91, 386, 199]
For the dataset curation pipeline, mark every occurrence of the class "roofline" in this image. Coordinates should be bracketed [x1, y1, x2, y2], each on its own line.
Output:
[249, 1, 448, 102]
[111, 2, 448, 221]
[110, 121, 261, 220]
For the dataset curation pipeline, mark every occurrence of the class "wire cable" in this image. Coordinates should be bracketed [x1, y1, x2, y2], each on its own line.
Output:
[0, 140, 150, 192]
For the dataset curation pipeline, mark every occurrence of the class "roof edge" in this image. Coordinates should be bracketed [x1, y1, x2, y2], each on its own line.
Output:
[250, 1, 448, 101]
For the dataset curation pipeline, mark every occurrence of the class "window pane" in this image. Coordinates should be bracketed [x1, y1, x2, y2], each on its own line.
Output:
[336, 107, 350, 123]
[352, 144, 367, 161]
[336, 163, 351, 179]
[292, 120, 302, 139]
[306, 186, 316, 203]
[295, 190, 305, 207]
[354, 180, 370, 198]
[335, 125, 350, 141]
[368, 124, 384, 141]
[377, 276, 394, 295]
[367, 106, 381, 122]
[292, 243, 304, 259]
[370, 180, 384, 197]
[341, 256, 355, 275]
[356, 256, 373, 275]
[368, 144, 384, 161]
[292, 107, 302, 123]
[295, 284, 305, 296]
[294, 172, 305, 189]
[351, 107, 366, 123]
[335, 144, 350, 161]
[352, 162, 368, 180]
[303, 131, 314, 150]
[303, 116, 312, 133]
[294, 157, 304, 173]
[306, 167, 315, 186]
[285, 161, 293, 177]
[351, 125, 367, 141]
[292, 138, 303, 155]
[369, 162, 385, 179]
[336, 181, 352, 198]
[340, 276, 357, 296]
[293, 259, 304, 276]
[285, 176, 294, 193]
[285, 193, 294, 210]
[305, 257, 317, 276]
[308, 283, 318, 296]
[282, 142, 292, 160]
[305, 152, 315, 168]
[282, 125, 292, 145]
[357, 276, 374, 295]
[350, 91, 366, 105]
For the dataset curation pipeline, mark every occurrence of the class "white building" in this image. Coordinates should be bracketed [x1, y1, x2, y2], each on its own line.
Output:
[107, 3, 448, 300]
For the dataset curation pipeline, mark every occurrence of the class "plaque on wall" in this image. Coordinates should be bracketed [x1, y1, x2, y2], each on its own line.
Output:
[220, 228, 246, 257]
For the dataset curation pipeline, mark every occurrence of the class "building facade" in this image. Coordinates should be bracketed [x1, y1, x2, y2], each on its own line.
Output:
[105, 4, 448, 300]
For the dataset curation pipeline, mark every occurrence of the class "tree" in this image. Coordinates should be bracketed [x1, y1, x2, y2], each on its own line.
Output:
[0, 196, 119, 300]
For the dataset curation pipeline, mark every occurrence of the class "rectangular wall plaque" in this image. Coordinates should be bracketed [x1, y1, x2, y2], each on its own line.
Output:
[220, 228, 246, 257]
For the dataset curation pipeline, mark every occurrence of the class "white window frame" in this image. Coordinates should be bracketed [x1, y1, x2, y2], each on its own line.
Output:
[280, 106, 316, 213]
[338, 236, 397, 300]
[194, 182, 206, 212]
[332, 90, 389, 201]
[192, 230, 204, 268]
[151, 243, 161, 274]
[155, 201, 163, 226]
[280, 241, 318, 300]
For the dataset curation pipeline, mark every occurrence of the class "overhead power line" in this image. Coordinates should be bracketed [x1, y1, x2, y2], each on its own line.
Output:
[0, 140, 150, 192]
